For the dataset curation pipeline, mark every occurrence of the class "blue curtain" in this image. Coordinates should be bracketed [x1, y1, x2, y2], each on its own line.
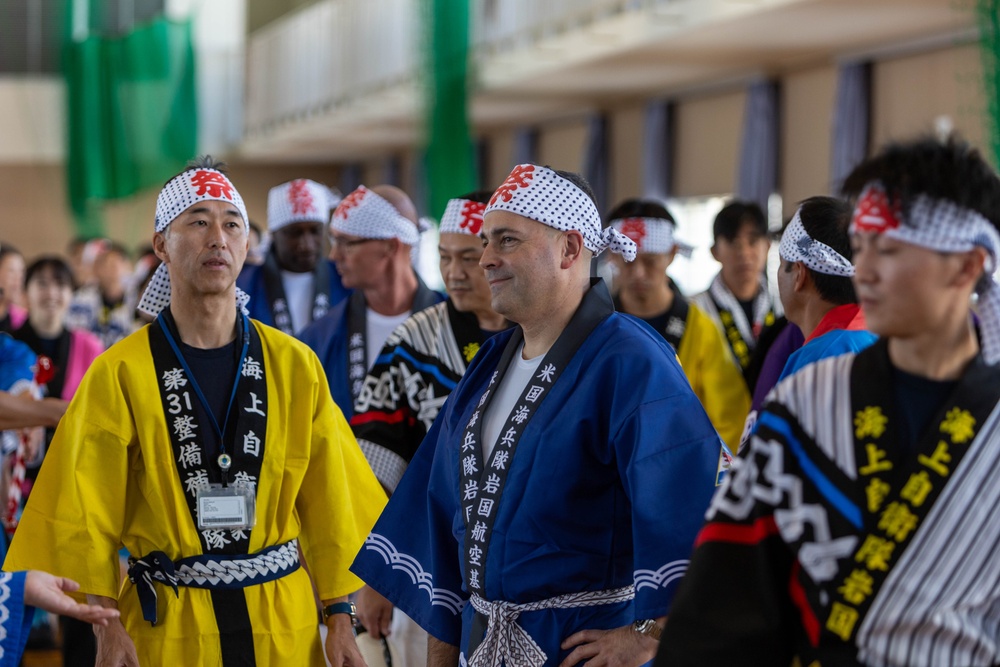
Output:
[643, 99, 674, 199]
[512, 126, 539, 166]
[830, 62, 871, 192]
[582, 113, 610, 211]
[339, 162, 363, 194]
[476, 136, 491, 190]
[736, 80, 780, 210]
[383, 155, 402, 187]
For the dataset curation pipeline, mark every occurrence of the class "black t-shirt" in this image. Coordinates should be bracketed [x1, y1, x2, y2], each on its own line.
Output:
[181, 339, 238, 437]
[891, 365, 958, 458]
[737, 298, 755, 327]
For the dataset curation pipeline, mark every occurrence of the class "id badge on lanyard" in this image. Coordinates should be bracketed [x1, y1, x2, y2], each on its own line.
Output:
[196, 481, 257, 530]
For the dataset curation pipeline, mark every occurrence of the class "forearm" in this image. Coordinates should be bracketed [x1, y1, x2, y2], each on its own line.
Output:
[428, 635, 459, 667]
[0, 393, 67, 429]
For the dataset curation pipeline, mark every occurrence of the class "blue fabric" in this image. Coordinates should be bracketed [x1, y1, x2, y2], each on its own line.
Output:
[298, 290, 446, 420]
[235, 259, 348, 330]
[0, 334, 35, 392]
[778, 329, 878, 383]
[736, 80, 780, 211]
[0, 571, 32, 667]
[351, 314, 724, 663]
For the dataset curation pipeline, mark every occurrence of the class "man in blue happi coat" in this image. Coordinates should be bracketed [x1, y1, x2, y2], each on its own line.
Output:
[237, 178, 348, 334]
[351, 164, 726, 667]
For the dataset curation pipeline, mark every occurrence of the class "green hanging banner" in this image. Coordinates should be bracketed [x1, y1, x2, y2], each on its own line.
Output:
[978, 0, 1000, 167]
[62, 1, 198, 237]
[424, 0, 476, 220]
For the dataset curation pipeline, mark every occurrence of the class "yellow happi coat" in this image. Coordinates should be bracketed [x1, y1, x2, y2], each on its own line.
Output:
[676, 302, 751, 452]
[5, 321, 386, 666]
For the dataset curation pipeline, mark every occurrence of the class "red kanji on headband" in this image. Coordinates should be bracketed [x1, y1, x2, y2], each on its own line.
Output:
[853, 184, 900, 233]
[288, 180, 315, 216]
[459, 201, 486, 235]
[618, 218, 647, 249]
[190, 170, 234, 200]
[335, 187, 367, 220]
[490, 165, 536, 207]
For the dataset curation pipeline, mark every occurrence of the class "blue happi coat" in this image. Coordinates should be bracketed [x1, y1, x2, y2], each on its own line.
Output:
[351, 285, 725, 666]
[236, 258, 348, 331]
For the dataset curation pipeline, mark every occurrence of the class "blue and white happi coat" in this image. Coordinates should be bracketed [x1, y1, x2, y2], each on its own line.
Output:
[351, 281, 725, 667]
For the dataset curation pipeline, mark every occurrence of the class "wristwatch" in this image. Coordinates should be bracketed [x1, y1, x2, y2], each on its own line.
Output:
[633, 619, 662, 641]
[322, 601, 358, 627]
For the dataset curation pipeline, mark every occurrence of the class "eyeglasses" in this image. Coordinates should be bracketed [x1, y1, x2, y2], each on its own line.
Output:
[329, 235, 382, 253]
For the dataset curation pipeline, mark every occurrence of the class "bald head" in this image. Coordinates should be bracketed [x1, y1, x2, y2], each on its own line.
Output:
[371, 185, 418, 225]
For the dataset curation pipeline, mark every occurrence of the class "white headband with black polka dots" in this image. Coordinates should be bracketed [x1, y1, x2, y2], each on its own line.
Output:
[440, 198, 486, 236]
[138, 168, 250, 317]
[851, 182, 1000, 364]
[485, 164, 637, 261]
[779, 209, 855, 277]
[267, 179, 334, 232]
[330, 185, 425, 244]
[609, 217, 693, 257]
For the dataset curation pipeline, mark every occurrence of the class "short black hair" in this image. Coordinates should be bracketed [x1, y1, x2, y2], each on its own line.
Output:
[713, 201, 767, 242]
[841, 135, 1000, 231]
[456, 190, 494, 205]
[606, 199, 676, 226]
[550, 167, 599, 209]
[99, 241, 130, 261]
[786, 196, 856, 306]
[25, 256, 76, 291]
[162, 155, 229, 187]
[0, 245, 22, 262]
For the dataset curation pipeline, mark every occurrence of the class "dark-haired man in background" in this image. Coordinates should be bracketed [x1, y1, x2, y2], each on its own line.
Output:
[607, 198, 749, 454]
[693, 201, 780, 373]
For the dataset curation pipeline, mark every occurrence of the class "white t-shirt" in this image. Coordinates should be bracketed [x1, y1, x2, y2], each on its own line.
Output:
[365, 308, 411, 370]
[481, 342, 544, 462]
[281, 270, 315, 334]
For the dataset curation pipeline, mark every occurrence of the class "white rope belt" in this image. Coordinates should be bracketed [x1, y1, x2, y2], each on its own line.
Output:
[467, 585, 635, 667]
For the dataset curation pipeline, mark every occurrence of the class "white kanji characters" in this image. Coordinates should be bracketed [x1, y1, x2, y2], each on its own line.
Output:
[479, 390, 491, 408]
[492, 450, 510, 470]
[315, 293, 329, 310]
[471, 521, 487, 541]
[349, 364, 366, 380]
[184, 469, 210, 497]
[463, 431, 477, 452]
[162, 368, 187, 391]
[468, 569, 481, 589]
[230, 528, 248, 541]
[469, 544, 483, 566]
[537, 363, 556, 383]
[243, 431, 262, 457]
[241, 356, 263, 380]
[349, 348, 365, 364]
[511, 405, 530, 425]
[525, 385, 544, 403]
[477, 498, 494, 517]
[274, 298, 288, 313]
[463, 479, 479, 501]
[484, 473, 501, 494]
[350, 333, 364, 348]
[173, 415, 198, 442]
[467, 410, 480, 429]
[233, 470, 257, 493]
[463, 455, 478, 476]
[178, 443, 202, 469]
[245, 392, 266, 417]
[499, 428, 516, 447]
[202, 529, 232, 550]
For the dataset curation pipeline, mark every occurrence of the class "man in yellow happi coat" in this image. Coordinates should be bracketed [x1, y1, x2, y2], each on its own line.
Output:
[5, 157, 386, 666]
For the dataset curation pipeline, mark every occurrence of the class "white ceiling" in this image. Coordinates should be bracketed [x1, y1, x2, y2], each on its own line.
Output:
[234, 0, 977, 163]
